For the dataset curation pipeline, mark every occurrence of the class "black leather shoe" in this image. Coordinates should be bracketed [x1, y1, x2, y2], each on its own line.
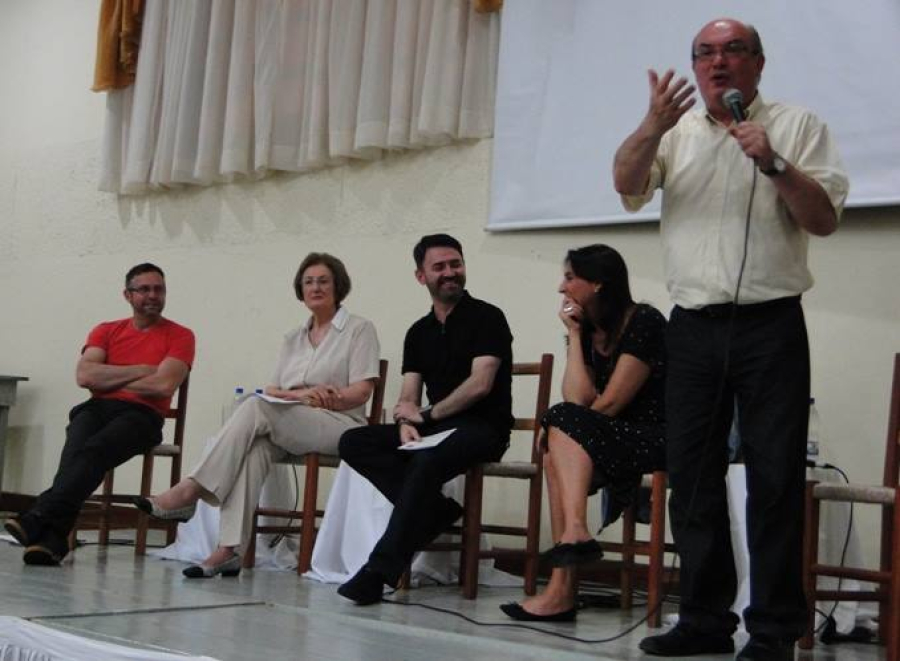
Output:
[499, 602, 577, 622]
[23, 544, 64, 567]
[736, 636, 795, 661]
[639, 624, 734, 656]
[337, 566, 386, 605]
[540, 539, 603, 567]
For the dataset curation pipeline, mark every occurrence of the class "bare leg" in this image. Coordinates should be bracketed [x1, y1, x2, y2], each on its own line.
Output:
[517, 427, 591, 615]
[546, 426, 594, 544]
[150, 477, 204, 510]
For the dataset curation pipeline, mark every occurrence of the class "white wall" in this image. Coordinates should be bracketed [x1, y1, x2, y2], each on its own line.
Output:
[2, 1, 899, 564]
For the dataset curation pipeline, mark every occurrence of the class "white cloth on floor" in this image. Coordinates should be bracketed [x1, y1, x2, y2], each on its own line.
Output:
[304, 462, 520, 587]
[0, 616, 220, 661]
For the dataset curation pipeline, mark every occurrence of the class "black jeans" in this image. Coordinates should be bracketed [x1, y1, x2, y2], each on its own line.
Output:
[28, 398, 163, 549]
[665, 297, 809, 640]
[338, 415, 507, 585]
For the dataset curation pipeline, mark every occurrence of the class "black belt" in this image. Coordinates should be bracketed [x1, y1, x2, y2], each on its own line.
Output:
[682, 295, 801, 319]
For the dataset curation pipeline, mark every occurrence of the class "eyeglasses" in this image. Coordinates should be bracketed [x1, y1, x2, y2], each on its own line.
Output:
[301, 277, 333, 288]
[127, 285, 166, 295]
[692, 40, 760, 63]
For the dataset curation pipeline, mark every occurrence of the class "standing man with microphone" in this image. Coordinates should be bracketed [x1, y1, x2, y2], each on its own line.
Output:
[613, 18, 848, 660]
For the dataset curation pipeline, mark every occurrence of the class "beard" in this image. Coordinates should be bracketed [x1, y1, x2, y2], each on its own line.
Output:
[428, 275, 465, 304]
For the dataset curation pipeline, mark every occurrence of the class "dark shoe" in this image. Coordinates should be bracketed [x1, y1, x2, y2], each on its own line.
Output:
[337, 565, 386, 605]
[499, 602, 577, 622]
[23, 544, 64, 567]
[639, 624, 734, 656]
[4, 517, 37, 547]
[736, 636, 794, 661]
[182, 554, 241, 579]
[133, 496, 196, 522]
[541, 539, 604, 567]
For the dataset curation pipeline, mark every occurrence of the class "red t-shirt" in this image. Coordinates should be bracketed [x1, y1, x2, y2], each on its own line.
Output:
[84, 317, 195, 416]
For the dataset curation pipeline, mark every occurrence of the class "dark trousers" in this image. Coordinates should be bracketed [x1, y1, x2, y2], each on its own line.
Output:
[27, 398, 163, 550]
[666, 297, 809, 640]
[338, 415, 507, 585]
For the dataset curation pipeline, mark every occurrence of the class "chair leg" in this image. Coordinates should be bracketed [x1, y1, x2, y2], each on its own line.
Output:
[620, 504, 636, 610]
[243, 510, 258, 569]
[523, 470, 543, 596]
[799, 481, 820, 650]
[462, 468, 483, 599]
[887, 492, 900, 661]
[298, 455, 321, 575]
[135, 454, 154, 556]
[646, 471, 666, 628]
[98, 471, 114, 546]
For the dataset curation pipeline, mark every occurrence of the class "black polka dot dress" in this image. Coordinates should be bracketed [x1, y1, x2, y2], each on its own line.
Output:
[541, 304, 666, 523]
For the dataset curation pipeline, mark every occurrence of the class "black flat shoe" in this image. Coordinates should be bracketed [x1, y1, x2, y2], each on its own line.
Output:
[499, 602, 577, 622]
[540, 539, 604, 567]
[182, 554, 241, 578]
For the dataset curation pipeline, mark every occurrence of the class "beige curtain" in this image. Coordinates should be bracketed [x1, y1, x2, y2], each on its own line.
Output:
[99, 0, 500, 194]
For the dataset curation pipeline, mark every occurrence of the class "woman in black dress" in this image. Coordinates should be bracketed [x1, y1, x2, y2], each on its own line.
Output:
[502, 244, 666, 622]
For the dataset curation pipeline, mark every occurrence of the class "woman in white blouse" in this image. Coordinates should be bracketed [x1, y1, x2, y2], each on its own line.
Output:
[136, 253, 380, 578]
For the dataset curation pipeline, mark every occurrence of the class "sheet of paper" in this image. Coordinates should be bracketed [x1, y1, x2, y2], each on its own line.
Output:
[253, 392, 301, 405]
[397, 428, 456, 451]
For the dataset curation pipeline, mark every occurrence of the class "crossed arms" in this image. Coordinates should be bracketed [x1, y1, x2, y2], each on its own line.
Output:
[76, 347, 189, 400]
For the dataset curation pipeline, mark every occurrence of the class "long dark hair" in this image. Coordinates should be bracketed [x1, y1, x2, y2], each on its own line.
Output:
[566, 244, 635, 352]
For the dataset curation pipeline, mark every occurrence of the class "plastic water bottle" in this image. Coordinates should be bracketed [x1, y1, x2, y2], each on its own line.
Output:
[807, 398, 821, 466]
[222, 386, 245, 423]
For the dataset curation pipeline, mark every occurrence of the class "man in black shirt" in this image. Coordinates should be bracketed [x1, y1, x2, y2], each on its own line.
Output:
[337, 234, 513, 605]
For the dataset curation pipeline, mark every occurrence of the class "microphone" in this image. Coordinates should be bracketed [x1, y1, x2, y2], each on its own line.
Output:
[722, 88, 745, 123]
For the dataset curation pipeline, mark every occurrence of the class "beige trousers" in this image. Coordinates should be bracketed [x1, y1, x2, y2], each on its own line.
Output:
[189, 397, 360, 552]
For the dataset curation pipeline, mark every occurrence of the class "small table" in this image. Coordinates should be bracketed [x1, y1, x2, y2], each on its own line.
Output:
[0, 375, 28, 496]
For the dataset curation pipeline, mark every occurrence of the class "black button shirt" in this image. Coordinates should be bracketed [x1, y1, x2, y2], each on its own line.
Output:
[402, 291, 513, 435]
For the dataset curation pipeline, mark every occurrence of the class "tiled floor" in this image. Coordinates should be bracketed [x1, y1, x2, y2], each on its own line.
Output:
[0, 533, 884, 661]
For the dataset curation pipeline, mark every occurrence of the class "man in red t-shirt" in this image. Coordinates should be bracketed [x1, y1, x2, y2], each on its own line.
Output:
[4, 263, 195, 566]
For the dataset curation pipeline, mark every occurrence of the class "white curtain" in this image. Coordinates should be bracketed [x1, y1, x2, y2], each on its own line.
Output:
[100, 0, 500, 194]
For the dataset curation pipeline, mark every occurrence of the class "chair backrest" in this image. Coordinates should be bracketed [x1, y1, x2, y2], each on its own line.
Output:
[164, 374, 190, 450]
[882, 353, 900, 488]
[366, 359, 389, 426]
[511, 354, 554, 463]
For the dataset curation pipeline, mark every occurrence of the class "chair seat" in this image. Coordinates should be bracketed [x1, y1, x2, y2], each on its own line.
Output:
[275, 453, 341, 469]
[481, 461, 538, 478]
[812, 481, 895, 505]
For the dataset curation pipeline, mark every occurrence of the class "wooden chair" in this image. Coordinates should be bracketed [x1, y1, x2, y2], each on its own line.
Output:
[801, 353, 900, 659]
[243, 359, 388, 574]
[72, 376, 190, 556]
[423, 354, 553, 599]
[597, 470, 673, 627]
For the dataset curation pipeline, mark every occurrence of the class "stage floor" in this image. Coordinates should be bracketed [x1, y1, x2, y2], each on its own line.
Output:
[0, 532, 883, 661]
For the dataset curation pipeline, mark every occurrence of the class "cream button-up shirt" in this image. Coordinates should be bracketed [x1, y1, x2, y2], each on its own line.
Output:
[622, 94, 849, 309]
[270, 307, 381, 424]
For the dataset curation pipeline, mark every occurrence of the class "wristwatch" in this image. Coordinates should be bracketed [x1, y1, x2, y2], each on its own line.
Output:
[419, 405, 434, 425]
[760, 153, 787, 177]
